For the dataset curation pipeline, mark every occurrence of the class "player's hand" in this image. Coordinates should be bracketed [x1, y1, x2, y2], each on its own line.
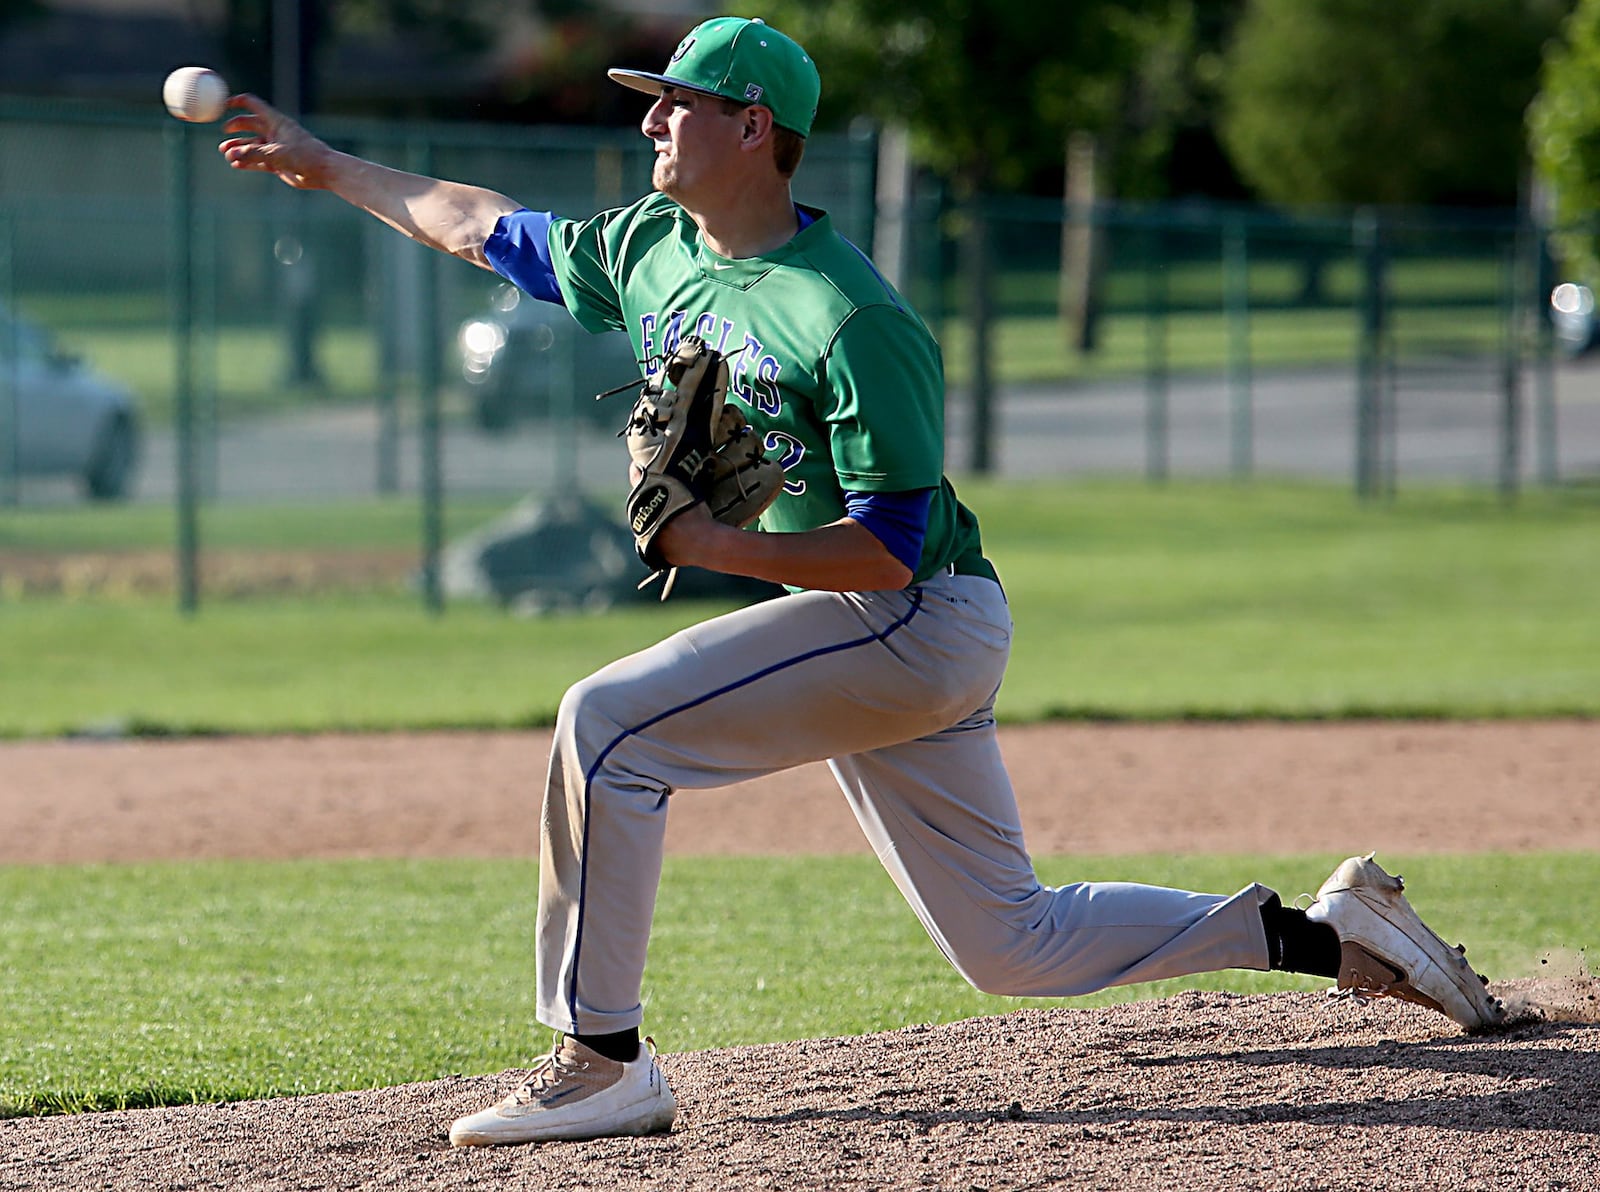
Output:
[217, 94, 334, 190]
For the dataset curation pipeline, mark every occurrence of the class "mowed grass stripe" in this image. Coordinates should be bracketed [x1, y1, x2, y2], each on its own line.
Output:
[3, 480, 1598, 736]
[1, 852, 1591, 1115]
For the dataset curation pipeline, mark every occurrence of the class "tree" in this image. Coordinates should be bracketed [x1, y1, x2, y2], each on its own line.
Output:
[1529, 0, 1600, 278]
[762, 0, 1172, 197]
[1219, 0, 1570, 208]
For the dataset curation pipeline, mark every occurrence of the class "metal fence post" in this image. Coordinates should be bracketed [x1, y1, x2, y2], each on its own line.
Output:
[372, 221, 402, 495]
[1223, 217, 1253, 480]
[963, 197, 996, 475]
[196, 206, 219, 500]
[0, 212, 16, 507]
[1143, 222, 1169, 484]
[550, 322, 579, 494]
[168, 124, 201, 614]
[1530, 224, 1559, 486]
[1354, 209, 1386, 500]
[1497, 236, 1522, 502]
[410, 138, 445, 615]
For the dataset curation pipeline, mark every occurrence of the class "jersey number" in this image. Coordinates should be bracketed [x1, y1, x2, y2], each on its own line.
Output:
[763, 431, 807, 496]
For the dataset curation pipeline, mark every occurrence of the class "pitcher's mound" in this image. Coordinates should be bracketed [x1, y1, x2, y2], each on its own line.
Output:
[6, 984, 1597, 1191]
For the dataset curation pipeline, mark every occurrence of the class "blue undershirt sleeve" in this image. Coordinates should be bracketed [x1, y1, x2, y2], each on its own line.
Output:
[843, 488, 934, 573]
[483, 209, 566, 306]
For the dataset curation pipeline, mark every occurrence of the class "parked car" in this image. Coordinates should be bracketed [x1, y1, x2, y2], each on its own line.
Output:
[1550, 281, 1597, 356]
[457, 284, 640, 432]
[1, 307, 140, 500]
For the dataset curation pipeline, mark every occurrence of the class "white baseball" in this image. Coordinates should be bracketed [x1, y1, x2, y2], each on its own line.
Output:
[162, 67, 229, 123]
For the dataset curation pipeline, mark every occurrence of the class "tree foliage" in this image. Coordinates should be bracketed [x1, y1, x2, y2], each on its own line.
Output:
[1529, 0, 1600, 276]
[217, 0, 662, 122]
[1218, 0, 1570, 207]
[759, 0, 1173, 194]
[1119, 0, 1249, 199]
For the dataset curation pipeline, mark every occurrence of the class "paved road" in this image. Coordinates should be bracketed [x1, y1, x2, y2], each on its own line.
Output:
[15, 356, 1600, 507]
[950, 357, 1600, 488]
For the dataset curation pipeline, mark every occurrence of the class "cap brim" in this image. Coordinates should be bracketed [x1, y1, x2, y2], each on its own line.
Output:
[607, 68, 724, 102]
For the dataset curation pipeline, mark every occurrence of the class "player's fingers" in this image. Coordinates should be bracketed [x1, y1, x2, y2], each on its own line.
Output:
[218, 138, 270, 168]
[219, 112, 264, 137]
[228, 93, 273, 118]
[219, 142, 301, 182]
[222, 95, 297, 138]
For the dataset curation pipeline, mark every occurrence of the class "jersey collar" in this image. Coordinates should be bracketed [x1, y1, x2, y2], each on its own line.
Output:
[692, 203, 829, 287]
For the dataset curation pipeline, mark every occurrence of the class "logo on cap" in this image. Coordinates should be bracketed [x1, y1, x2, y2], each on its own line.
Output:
[745, 84, 764, 102]
[670, 37, 695, 64]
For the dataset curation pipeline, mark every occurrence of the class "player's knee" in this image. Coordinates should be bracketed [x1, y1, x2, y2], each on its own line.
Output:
[557, 671, 625, 735]
[555, 671, 667, 786]
[958, 962, 1026, 998]
[945, 935, 1052, 998]
[555, 676, 588, 730]
[935, 936, 1008, 994]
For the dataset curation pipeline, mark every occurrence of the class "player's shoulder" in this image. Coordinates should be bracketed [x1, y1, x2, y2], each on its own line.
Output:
[815, 249, 939, 353]
[788, 216, 924, 324]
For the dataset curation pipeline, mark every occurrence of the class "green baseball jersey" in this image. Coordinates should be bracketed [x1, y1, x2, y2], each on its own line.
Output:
[546, 193, 989, 586]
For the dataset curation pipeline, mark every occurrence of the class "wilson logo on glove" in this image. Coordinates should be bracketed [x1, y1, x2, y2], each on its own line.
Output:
[632, 486, 670, 535]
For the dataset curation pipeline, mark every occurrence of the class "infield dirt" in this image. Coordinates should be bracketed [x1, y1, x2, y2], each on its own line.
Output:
[2, 721, 1597, 1190]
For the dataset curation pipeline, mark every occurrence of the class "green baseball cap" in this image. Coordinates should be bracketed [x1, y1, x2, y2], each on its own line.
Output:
[608, 16, 820, 137]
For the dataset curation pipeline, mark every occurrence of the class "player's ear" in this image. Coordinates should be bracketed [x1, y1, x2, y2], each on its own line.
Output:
[740, 105, 774, 149]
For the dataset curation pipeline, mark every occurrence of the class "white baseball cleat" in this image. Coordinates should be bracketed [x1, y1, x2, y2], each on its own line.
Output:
[449, 1035, 676, 1146]
[1306, 853, 1505, 1031]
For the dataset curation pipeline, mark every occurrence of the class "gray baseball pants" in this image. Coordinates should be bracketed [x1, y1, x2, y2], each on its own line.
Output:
[536, 570, 1274, 1036]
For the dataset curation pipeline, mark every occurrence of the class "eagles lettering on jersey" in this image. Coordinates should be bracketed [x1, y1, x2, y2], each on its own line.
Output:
[639, 309, 804, 494]
[640, 311, 784, 418]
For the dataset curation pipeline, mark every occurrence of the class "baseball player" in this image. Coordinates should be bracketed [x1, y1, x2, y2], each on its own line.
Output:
[218, 15, 1503, 1148]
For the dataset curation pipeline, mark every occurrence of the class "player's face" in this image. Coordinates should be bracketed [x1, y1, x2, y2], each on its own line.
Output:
[643, 87, 747, 205]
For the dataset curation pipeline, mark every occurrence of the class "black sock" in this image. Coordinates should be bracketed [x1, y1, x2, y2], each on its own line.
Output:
[1260, 894, 1342, 978]
[571, 1028, 640, 1063]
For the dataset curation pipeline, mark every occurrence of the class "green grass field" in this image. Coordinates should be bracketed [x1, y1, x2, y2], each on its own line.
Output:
[2, 477, 1594, 1118]
[2, 480, 1596, 736]
[1, 852, 1589, 1117]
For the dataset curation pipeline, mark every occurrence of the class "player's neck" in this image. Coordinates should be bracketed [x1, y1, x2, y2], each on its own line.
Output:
[687, 183, 800, 260]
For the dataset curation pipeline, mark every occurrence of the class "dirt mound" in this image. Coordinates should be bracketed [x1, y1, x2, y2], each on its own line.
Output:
[5, 986, 1597, 1191]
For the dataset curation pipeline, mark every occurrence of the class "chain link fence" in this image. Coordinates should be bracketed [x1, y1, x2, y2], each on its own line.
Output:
[954, 199, 1569, 499]
[1, 98, 1593, 610]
